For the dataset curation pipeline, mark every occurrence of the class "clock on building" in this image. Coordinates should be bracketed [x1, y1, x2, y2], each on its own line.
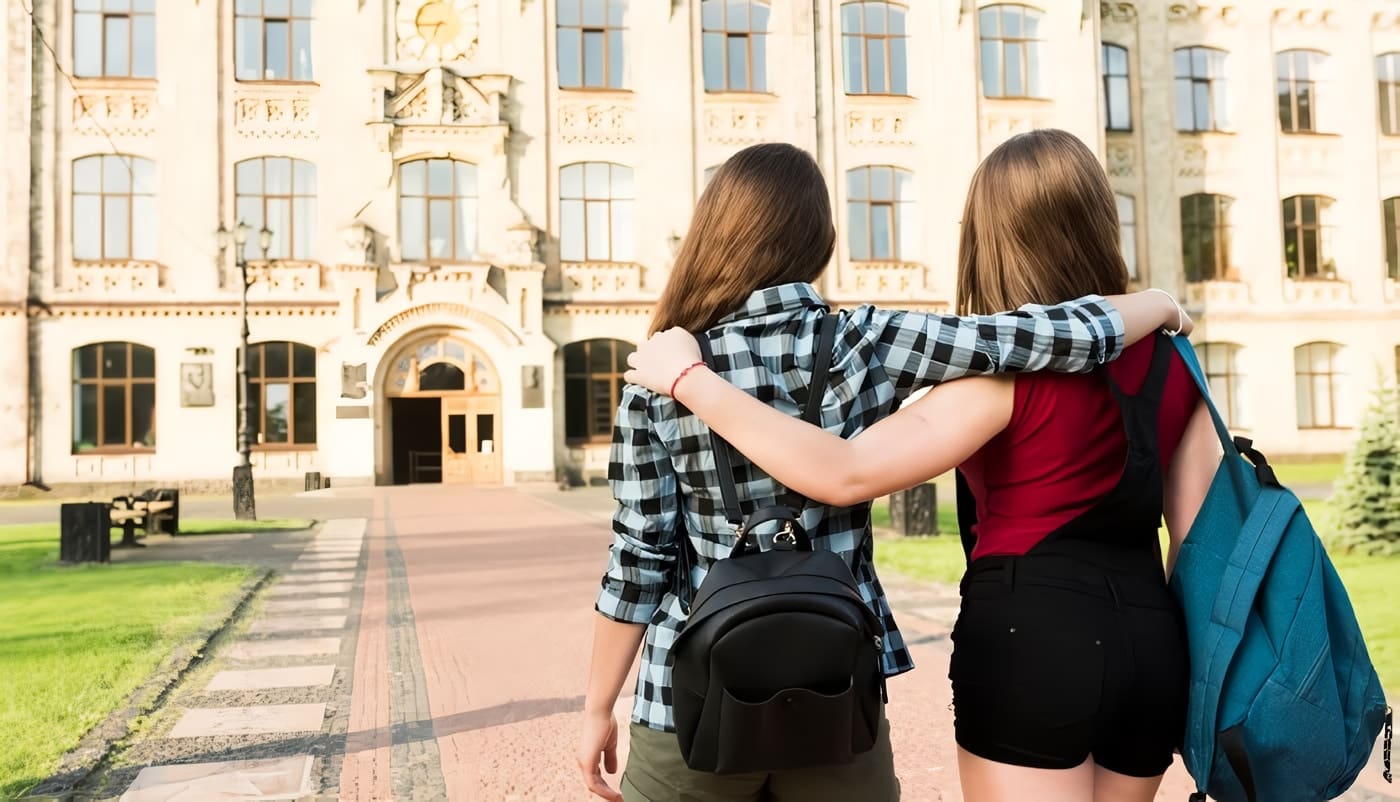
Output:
[396, 0, 479, 62]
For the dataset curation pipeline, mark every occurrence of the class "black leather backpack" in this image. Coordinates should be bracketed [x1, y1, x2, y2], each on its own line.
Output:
[669, 314, 887, 775]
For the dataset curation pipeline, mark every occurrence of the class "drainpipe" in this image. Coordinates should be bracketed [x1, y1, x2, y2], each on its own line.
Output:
[25, 0, 55, 490]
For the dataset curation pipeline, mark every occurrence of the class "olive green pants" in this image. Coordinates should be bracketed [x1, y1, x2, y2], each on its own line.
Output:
[620, 714, 900, 802]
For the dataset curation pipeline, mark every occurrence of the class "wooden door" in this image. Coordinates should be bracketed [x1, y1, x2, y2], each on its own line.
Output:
[464, 396, 502, 484]
[441, 397, 472, 484]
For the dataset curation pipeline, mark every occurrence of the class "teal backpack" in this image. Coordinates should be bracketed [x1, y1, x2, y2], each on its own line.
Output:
[1171, 336, 1392, 802]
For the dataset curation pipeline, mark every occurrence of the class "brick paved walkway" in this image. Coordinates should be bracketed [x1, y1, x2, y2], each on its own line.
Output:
[81, 485, 1393, 801]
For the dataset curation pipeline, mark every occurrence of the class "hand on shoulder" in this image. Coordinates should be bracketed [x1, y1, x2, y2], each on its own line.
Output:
[624, 327, 705, 397]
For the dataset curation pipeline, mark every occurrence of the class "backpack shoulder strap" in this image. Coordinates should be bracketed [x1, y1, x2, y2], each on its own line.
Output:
[1170, 335, 1237, 457]
[695, 332, 744, 530]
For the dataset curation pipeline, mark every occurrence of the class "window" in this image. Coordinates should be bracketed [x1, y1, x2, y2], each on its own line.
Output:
[1116, 193, 1138, 280]
[244, 341, 316, 446]
[847, 166, 914, 261]
[1379, 53, 1400, 135]
[841, 2, 908, 96]
[980, 5, 1045, 99]
[235, 158, 316, 260]
[702, 1, 768, 92]
[1385, 198, 1400, 280]
[557, 0, 627, 89]
[72, 342, 155, 452]
[398, 159, 478, 262]
[564, 339, 635, 441]
[74, 0, 155, 78]
[1295, 342, 1345, 429]
[1179, 193, 1232, 282]
[1195, 342, 1245, 428]
[1282, 195, 1334, 280]
[560, 162, 635, 261]
[1175, 47, 1229, 132]
[1277, 50, 1328, 134]
[73, 155, 157, 261]
[234, 0, 313, 82]
[1102, 43, 1131, 131]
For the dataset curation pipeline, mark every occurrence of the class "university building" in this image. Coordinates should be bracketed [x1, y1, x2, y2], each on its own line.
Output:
[1, 0, 1397, 493]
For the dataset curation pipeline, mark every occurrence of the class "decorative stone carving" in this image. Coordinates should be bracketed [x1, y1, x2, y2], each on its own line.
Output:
[244, 261, 327, 295]
[1100, 2, 1137, 23]
[180, 363, 215, 407]
[1106, 141, 1136, 177]
[1278, 137, 1339, 179]
[557, 102, 636, 144]
[395, 0, 480, 63]
[1167, 2, 1237, 24]
[1184, 280, 1251, 310]
[981, 104, 1051, 154]
[1285, 279, 1353, 306]
[366, 301, 523, 346]
[341, 363, 369, 399]
[850, 262, 927, 300]
[845, 109, 913, 146]
[233, 88, 318, 140]
[66, 261, 166, 294]
[1272, 8, 1336, 28]
[1373, 11, 1400, 31]
[369, 67, 509, 151]
[71, 90, 156, 138]
[560, 262, 644, 298]
[704, 104, 770, 145]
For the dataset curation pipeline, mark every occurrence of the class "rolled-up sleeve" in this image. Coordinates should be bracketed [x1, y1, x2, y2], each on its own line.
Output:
[595, 387, 679, 625]
[849, 294, 1126, 398]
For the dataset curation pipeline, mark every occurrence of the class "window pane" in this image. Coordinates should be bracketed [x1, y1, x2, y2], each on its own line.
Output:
[888, 7, 905, 36]
[131, 345, 155, 378]
[1002, 7, 1022, 37]
[727, 35, 747, 91]
[1174, 48, 1190, 77]
[74, 14, 102, 76]
[264, 382, 290, 443]
[703, 32, 724, 89]
[1106, 45, 1126, 75]
[585, 162, 611, 199]
[400, 160, 425, 195]
[104, 16, 130, 76]
[131, 382, 155, 446]
[104, 196, 130, 258]
[894, 169, 914, 201]
[265, 20, 289, 79]
[558, 0, 580, 26]
[870, 204, 893, 259]
[847, 168, 868, 200]
[611, 199, 634, 261]
[73, 196, 101, 260]
[844, 36, 863, 93]
[75, 383, 98, 450]
[583, 30, 604, 87]
[1312, 375, 1333, 425]
[1193, 82, 1210, 129]
[614, 341, 634, 371]
[293, 382, 316, 443]
[897, 202, 916, 261]
[607, 29, 624, 88]
[864, 2, 886, 34]
[104, 156, 131, 193]
[589, 340, 613, 373]
[1192, 48, 1208, 76]
[76, 346, 99, 380]
[866, 38, 886, 94]
[293, 197, 314, 258]
[581, 0, 605, 26]
[266, 198, 291, 259]
[981, 41, 1000, 97]
[870, 166, 892, 200]
[1027, 41, 1043, 97]
[104, 343, 127, 377]
[74, 157, 102, 193]
[132, 15, 156, 77]
[132, 196, 157, 260]
[101, 385, 127, 446]
[293, 160, 316, 194]
[1108, 77, 1130, 129]
[560, 199, 585, 260]
[844, 3, 864, 33]
[702, 0, 721, 29]
[265, 0, 290, 15]
[752, 32, 767, 92]
[564, 342, 587, 373]
[586, 200, 610, 260]
[427, 159, 452, 196]
[890, 36, 907, 95]
[1005, 43, 1024, 96]
[235, 17, 262, 80]
[848, 201, 870, 260]
[558, 28, 580, 87]
[428, 199, 452, 258]
[400, 197, 425, 260]
[560, 164, 583, 198]
[456, 198, 477, 258]
[565, 377, 588, 438]
[292, 19, 312, 81]
[1175, 78, 1193, 129]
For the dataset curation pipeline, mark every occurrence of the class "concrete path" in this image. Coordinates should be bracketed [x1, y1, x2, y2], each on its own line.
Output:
[65, 485, 1393, 801]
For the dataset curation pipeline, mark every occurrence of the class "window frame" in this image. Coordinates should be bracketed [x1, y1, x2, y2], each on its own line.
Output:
[73, 0, 157, 79]
[1115, 192, 1138, 280]
[1294, 342, 1346, 430]
[701, 0, 770, 93]
[1276, 49, 1328, 134]
[556, 0, 629, 90]
[397, 158, 480, 264]
[244, 340, 317, 449]
[979, 4, 1047, 100]
[1102, 42, 1132, 132]
[840, 1, 909, 97]
[1282, 195, 1335, 280]
[234, 157, 317, 261]
[1174, 46, 1229, 132]
[72, 341, 156, 454]
[846, 165, 914, 262]
[1195, 342, 1245, 429]
[559, 162, 636, 263]
[234, 0, 314, 83]
[563, 339, 635, 443]
[1179, 193, 1232, 283]
[72, 154, 157, 262]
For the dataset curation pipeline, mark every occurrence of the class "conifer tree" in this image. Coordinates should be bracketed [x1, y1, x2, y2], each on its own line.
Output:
[1329, 379, 1400, 555]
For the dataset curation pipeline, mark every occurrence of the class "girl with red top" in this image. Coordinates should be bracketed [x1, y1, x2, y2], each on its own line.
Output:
[623, 129, 1222, 802]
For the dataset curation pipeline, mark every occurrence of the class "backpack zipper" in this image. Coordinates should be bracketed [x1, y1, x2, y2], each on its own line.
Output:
[1384, 705, 1392, 784]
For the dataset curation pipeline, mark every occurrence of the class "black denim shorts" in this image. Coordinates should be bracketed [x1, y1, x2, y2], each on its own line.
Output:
[948, 554, 1189, 778]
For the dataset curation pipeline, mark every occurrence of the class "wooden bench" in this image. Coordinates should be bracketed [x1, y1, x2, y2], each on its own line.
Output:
[108, 489, 179, 548]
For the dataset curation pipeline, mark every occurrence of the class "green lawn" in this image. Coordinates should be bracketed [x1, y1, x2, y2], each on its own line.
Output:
[0, 524, 254, 799]
[1272, 460, 1344, 487]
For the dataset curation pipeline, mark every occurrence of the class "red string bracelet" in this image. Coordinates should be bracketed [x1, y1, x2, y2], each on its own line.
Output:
[669, 361, 706, 400]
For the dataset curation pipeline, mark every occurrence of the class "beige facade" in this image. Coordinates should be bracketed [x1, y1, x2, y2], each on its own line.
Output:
[2, 0, 1396, 494]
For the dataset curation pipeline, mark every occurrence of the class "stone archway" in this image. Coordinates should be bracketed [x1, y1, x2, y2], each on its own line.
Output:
[379, 330, 503, 485]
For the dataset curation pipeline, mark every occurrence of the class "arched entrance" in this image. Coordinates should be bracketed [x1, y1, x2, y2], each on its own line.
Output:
[381, 331, 502, 484]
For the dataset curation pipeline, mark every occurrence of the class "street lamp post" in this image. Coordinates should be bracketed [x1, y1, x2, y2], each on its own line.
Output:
[217, 221, 273, 521]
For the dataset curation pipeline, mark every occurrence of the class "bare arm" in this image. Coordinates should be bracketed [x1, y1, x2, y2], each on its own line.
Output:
[1163, 399, 1222, 577]
[669, 371, 1014, 507]
[1107, 291, 1191, 347]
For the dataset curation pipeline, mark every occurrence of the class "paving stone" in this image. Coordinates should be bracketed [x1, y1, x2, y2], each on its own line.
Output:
[289, 560, 358, 571]
[264, 597, 349, 613]
[167, 704, 326, 738]
[120, 755, 313, 801]
[207, 666, 336, 691]
[318, 519, 367, 538]
[226, 638, 342, 659]
[266, 581, 353, 596]
[277, 571, 355, 583]
[248, 615, 347, 634]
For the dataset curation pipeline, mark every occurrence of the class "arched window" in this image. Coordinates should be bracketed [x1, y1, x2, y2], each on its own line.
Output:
[1195, 342, 1245, 428]
[72, 155, 157, 261]
[1102, 43, 1131, 131]
[564, 339, 635, 442]
[840, 2, 908, 96]
[72, 341, 155, 452]
[245, 341, 317, 446]
[235, 0, 313, 81]
[557, 0, 627, 89]
[1175, 46, 1229, 132]
[702, 1, 769, 92]
[560, 162, 635, 262]
[1295, 342, 1345, 429]
[74, 0, 155, 78]
[847, 166, 915, 261]
[235, 157, 317, 259]
[1116, 193, 1138, 280]
[1378, 53, 1400, 135]
[980, 5, 1046, 98]
[398, 158, 478, 262]
[1276, 50, 1329, 134]
[1282, 195, 1335, 280]
[1179, 193, 1232, 282]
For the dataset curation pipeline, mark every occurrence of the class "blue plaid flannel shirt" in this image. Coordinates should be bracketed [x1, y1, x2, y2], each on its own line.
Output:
[596, 282, 1126, 731]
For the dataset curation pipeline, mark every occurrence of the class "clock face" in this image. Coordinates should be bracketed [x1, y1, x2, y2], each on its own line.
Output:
[397, 0, 479, 62]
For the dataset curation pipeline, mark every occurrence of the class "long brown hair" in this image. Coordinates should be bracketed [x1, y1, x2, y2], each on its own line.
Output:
[956, 129, 1128, 315]
[650, 143, 835, 334]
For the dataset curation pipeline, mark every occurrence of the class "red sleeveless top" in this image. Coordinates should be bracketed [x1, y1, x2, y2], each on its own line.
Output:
[958, 337, 1201, 560]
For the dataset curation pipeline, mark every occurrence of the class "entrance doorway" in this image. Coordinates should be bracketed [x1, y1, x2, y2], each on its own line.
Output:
[382, 332, 503, 485]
